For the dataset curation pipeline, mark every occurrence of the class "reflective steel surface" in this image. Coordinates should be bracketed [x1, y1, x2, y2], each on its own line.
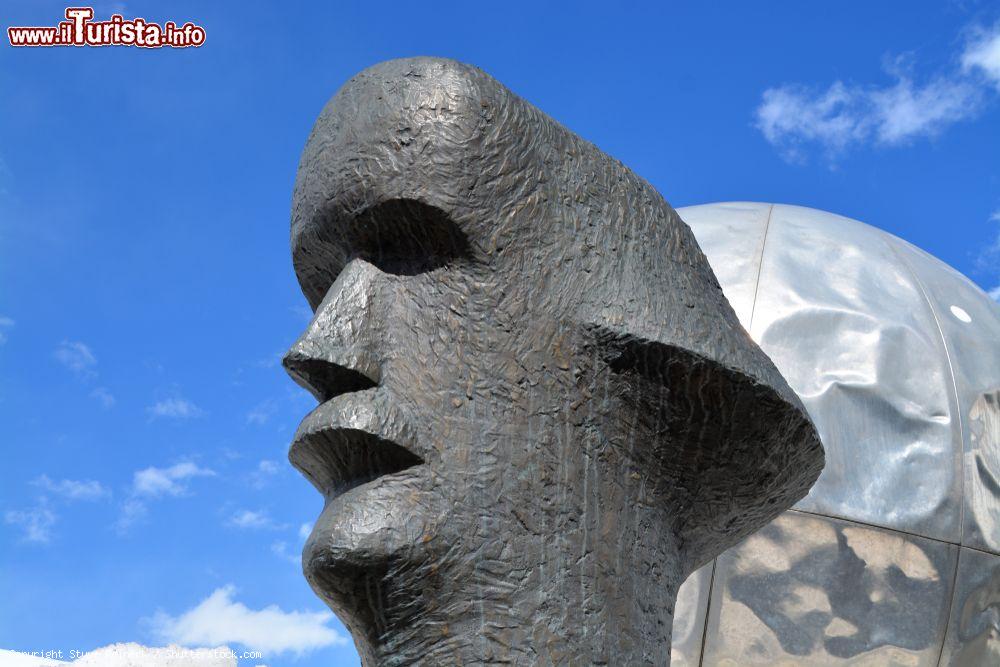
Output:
[671, 203, 1000, 666]
[670, 561, 713, 665]
[703, 511, 957, 666]
[940, 548, 1000, 666]
[966, 390, 1000, 554]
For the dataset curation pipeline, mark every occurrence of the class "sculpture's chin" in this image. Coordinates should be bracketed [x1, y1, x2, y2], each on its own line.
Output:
[302, 466, 431, 588]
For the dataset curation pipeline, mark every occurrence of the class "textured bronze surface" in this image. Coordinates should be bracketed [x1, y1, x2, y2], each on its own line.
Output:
[284, 57, 823, 665]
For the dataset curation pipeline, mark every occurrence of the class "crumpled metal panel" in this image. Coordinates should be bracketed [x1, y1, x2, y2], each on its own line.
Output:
[699, 511, 958, 666]
[965, 391, 1000, 553]
[671, 202, 1000, 665]
[678, 203, 963, 543]
[887, 238, 1000, 555]
[939, 547, 1000, 666]
[671, 561, 714, 667]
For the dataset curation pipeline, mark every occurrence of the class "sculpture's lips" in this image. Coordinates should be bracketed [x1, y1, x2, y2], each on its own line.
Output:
[290, 388, 424, 499]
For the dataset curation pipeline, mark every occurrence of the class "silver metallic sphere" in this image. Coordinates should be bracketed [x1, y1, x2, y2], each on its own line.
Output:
[670, 203, 1000, 666]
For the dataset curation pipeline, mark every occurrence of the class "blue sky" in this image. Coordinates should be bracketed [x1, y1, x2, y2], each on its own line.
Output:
[1, 1, 998, 665]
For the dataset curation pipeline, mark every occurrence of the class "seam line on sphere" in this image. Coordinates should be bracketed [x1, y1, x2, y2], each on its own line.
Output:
[885, 239, 965, 547]
[695, 558, 718, 667]
[935, 546, 964, 667]
[747, 203, 774, 333]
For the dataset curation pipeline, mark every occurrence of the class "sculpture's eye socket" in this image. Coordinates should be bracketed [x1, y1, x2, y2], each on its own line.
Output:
[294, 199, 476, 310]
[344, 199, 473, 277]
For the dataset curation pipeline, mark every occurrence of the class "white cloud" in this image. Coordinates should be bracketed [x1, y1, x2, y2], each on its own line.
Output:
[272, 523, 311, 566]
[0, 316, 13, 345]
[258, 460, 279, 476]
[756, 75, 981, 161]
[115, 462, 215, 533]
[963, 23, 1000, 88]
[53, 340, 97, 376]
[246, 399, 277, 426]
[133, 462, 215, 498]
[52, 341, 115, 404]
[270, 541, 300, 565]
[150, 585, 347, 656]
[33, 475, 110, 501]
[756, 25, 998, 162]
[980, 209, 1000, 301]
[148, 397, 204, 420]
[4, 501, 56, 543]
[249, 459, 280, 489]
[756, 81, 867, 160]
[226, 509, 282, 530]
[114, 498, 147, 533]
[90, 386, 116, 409]
[869, 73, 980, 144]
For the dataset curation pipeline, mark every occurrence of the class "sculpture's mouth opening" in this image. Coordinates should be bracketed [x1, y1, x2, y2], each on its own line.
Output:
[289, 389, 425, 500]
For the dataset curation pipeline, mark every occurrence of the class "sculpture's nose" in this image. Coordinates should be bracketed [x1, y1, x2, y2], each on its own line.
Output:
[282, 259, 385, 403]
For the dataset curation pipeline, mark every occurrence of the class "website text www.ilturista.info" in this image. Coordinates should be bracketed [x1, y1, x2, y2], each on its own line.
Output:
[8, 7, 205, 48]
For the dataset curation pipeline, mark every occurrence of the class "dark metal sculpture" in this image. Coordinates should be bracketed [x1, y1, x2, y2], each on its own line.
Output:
[283, 57, 824, 666]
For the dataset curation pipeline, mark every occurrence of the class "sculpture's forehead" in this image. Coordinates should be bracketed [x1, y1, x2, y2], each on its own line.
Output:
[290, 55, 726, 304]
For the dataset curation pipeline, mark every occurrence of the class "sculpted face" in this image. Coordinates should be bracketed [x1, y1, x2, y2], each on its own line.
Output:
[284, 58, 823, 664]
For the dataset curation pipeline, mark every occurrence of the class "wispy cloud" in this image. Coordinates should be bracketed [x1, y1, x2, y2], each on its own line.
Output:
[33, 474, 111, 501]
[756, 23, 1000, 163]
[148, 396, 205, 420]
[53, 340, 98, 377]
[0, 316, 13, 345]
[133, 462, 215, 498]
[4, 500, 56, 544]
[963, 22, 1000, 89]
[272, 522, 312, 566]
[52, 340, 118, 406]
[270, 540, 300, 565]
[250, 459, 280, 489]
[115, 498, 149, 533]
[226, 509, 283, 531]
[869, 70, 980, 144]
[259, 459, 280, 476]
[90, 386, 116, 409]
[246, 399, 277, 426]
[7, 475, 111, 543]
[149, 585, 347, 656]
[980, 209, 1000, 301]
[116, 462, 215, 532]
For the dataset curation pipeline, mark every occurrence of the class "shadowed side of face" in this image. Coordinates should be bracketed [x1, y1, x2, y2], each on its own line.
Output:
[283, 57, 823, 662]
